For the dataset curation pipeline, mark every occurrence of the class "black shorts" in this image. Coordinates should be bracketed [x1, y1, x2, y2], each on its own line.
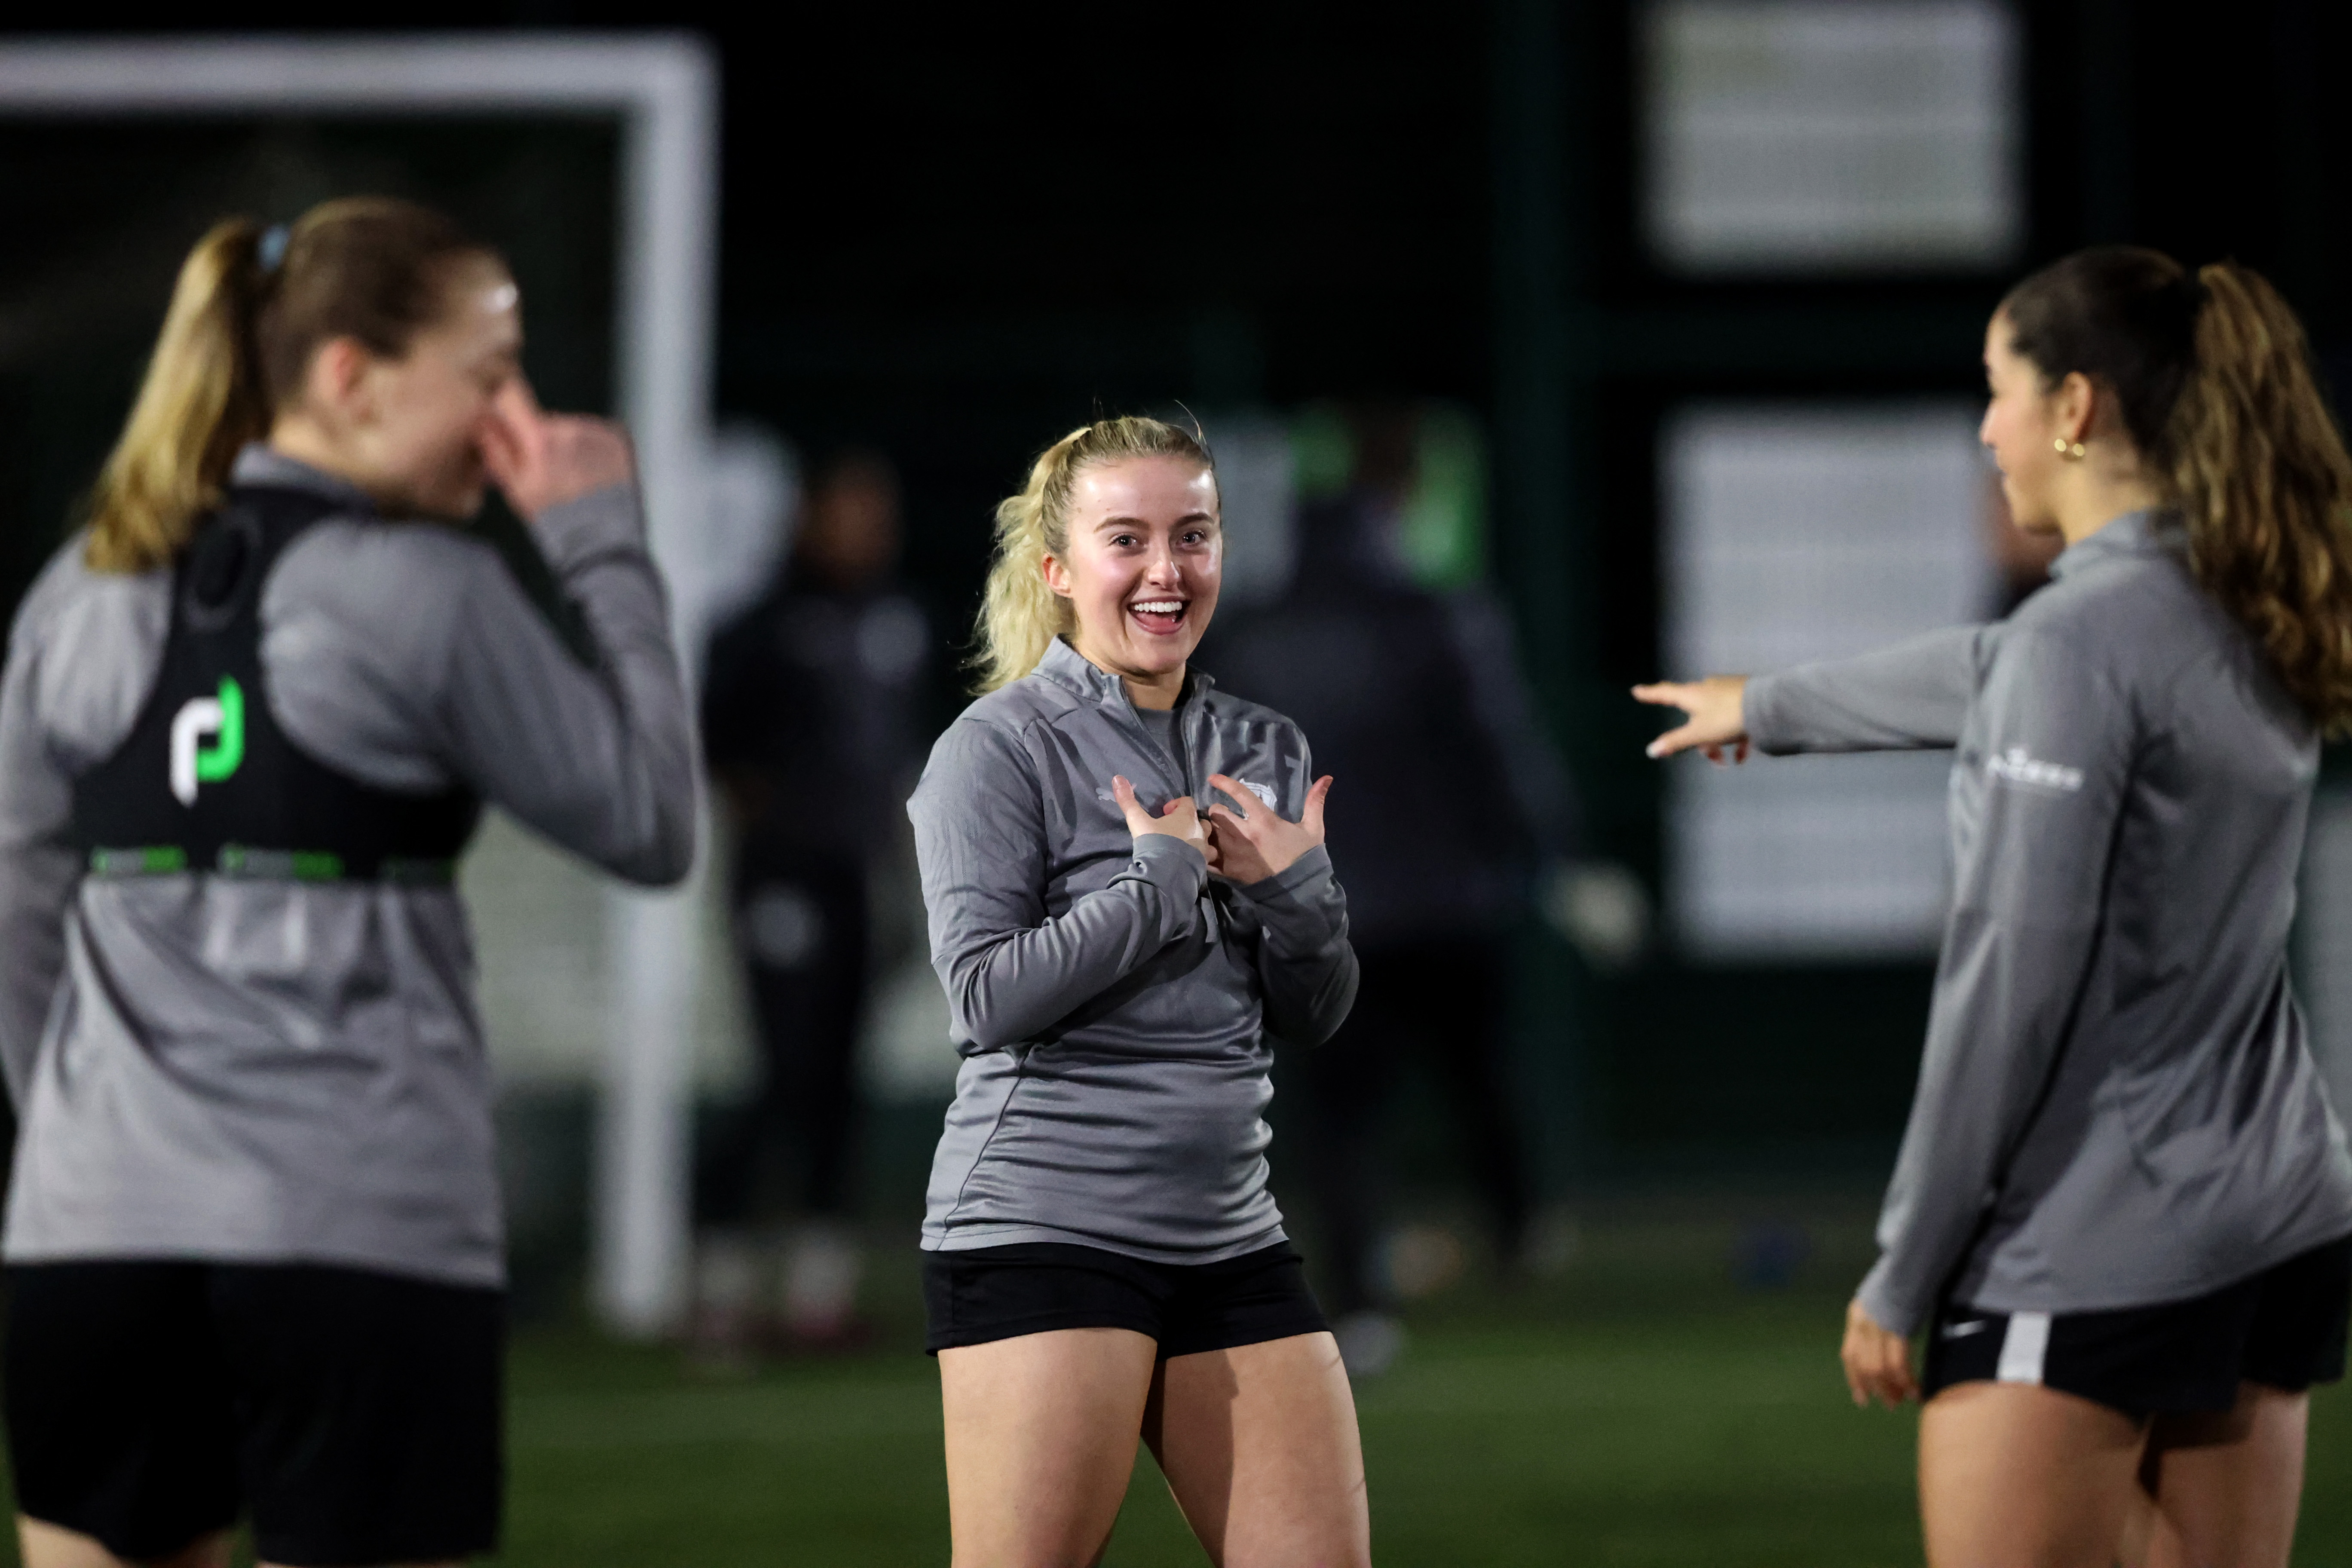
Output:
[1923, 1234, 2352, 1420]
[922, 1240, 1329, 1358]
[3, 1261, 502, 1565]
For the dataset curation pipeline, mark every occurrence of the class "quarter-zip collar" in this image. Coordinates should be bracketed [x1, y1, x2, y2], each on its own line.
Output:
[1032, 634, 1217, 710]
[229, 442, 379, 515]
[2049, 506, 2185, 582]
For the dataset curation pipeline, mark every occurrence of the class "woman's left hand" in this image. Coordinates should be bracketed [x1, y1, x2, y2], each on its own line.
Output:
[1840, 1298, 1918, 1408]
[1204, 773, 1331, 886]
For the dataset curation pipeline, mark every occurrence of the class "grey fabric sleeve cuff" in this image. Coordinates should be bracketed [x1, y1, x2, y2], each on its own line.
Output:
[530, 482, 646, 573]
[1230, 844, 1336, 907]
[1742, 673, 1797, 756]
[1127, 831, 1209, 912]
[1854, 1259, 1923, 1339]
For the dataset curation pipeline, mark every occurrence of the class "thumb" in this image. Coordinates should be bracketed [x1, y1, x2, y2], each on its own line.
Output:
[477, 388, 528, 481]
[1302, 775, 1333, 837]
[1646, 724, 1708, 760]
[1111, 775, 1154, 833]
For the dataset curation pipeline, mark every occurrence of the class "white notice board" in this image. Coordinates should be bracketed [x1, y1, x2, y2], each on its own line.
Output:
[1662, 402, 1994, 959]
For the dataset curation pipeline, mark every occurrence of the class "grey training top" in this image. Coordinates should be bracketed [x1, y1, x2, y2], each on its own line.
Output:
[909, 637, 1359, 1262]
[0, 446, 698, 1287]
[1745, 508, 2352, 1337]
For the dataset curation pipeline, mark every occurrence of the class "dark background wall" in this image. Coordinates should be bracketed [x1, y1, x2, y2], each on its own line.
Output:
[1, 2, 2344, 1191]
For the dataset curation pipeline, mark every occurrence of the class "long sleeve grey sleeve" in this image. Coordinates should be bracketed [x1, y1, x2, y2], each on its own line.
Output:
[1743, 625, 1988, 755]
[270, 482, 698, 886]
[448, 484, 698, 883]
[0, 593, 89, 1106]
[1855, 624, 2132, 1336]
[911, 716, 1209, 1054]
[1233, 845, 1357, 1045]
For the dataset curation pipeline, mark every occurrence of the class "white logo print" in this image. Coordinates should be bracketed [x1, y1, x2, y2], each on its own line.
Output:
[1240, 779, 1277, 811]
[1986, 746, 2083, 793]
[169, 694, 226, 805]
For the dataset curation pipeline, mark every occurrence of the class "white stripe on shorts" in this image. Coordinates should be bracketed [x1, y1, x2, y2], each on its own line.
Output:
[1996, 1311, 2052, 1385]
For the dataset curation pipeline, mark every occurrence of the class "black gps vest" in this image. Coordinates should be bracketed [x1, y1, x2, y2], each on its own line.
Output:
[68, 484, 482, 882]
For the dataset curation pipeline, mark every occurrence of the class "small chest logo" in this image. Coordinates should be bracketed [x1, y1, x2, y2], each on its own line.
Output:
[1239, 779, 1278, 810]
[170, 677, 246, 805]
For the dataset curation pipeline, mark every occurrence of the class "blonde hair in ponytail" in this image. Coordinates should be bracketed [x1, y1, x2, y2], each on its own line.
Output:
[971, 415, 1217, 692]
[84, 218, 273, 572]
[2002, 246, 2352, 731]
[83, 197, 499, 574]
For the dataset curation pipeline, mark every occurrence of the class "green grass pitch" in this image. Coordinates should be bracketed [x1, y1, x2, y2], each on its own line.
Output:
[487, 1207, 2352, 1566]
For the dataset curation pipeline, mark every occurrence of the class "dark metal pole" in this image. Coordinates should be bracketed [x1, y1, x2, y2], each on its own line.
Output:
[1492, 0, 1576, 696]
[1492, 0, 1597, 1187]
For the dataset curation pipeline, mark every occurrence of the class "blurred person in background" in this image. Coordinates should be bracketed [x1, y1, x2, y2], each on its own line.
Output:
[1640, 248, 2352, 1568]
[911, 417, 1367, 1568]
[0, 199, 695, 1568]
[694, 449, 929, 1356]
[1207, 401, 1635, 1377]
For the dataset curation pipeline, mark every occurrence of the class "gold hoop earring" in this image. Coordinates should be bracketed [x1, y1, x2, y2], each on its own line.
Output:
[2054, 437, 2086, 460]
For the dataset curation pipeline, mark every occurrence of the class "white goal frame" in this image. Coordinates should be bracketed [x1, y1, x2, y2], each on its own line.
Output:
[0, 34, 721, 1338]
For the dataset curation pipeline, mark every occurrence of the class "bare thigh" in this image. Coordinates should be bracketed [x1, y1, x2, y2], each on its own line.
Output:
[18, 1518, 233, 1568]
[2123, 1381, 2308, 1568]
[1142, 1331, 1369, 1568]
[938, 1328, 1160, 1568]
[1919, 1381, 2146, 1568]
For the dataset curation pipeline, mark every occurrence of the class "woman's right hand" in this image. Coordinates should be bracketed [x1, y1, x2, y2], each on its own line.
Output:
[1840, 1298, 1918, 1409]
[1112, 776, 1216, 872]
[478, 377, 635, 521]
[1632, 675, 1752, 763]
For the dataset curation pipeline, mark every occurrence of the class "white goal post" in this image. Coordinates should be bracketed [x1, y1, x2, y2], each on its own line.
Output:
[0, 34, 723, 1338]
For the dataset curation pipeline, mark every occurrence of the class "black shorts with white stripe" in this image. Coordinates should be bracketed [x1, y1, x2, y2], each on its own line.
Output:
[1922, 1234, 2352, 1420]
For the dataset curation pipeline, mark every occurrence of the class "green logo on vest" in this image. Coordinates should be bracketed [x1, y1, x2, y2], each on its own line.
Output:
[169, 676, 245, 805]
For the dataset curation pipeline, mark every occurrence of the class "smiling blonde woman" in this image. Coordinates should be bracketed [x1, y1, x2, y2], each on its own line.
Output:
[907, 416, 1369, 1568]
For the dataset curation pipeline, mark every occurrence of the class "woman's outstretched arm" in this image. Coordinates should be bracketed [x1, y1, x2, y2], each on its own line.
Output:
[1638, 623, 1990, 760]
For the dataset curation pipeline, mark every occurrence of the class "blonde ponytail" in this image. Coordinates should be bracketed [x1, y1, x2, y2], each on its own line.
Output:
[970, 415, 1216, 692]
[85, 218, 273, 572]
[83, 197, 499, 575]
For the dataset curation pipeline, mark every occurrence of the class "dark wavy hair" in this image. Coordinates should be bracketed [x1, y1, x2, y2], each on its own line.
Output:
[2002, 247, 2352, 732]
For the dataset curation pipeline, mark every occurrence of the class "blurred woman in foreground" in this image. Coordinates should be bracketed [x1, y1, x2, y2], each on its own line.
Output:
[0, 199, 695, 1568]
[908, 416, 1366, 1566]
[1639, 248, 2352, 1567]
